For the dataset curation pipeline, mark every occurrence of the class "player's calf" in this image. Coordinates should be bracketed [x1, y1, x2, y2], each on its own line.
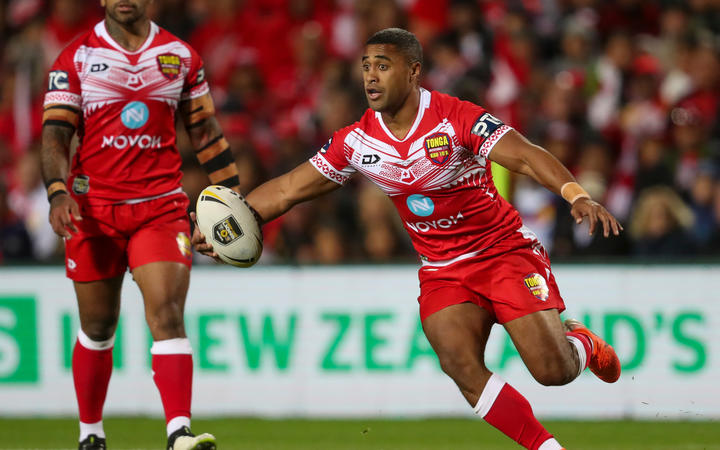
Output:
[475, 373, 564, 450]
[503, 309, 585, 387]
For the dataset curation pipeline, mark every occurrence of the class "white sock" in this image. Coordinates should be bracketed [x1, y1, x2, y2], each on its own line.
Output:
[78, 329, 115, 350]
[538, 437, 563, 450]
[79, 420, 105, 441]
[473, 373, 506, 417]
[167, 416, 191, 437]
[566, 335, 588, 378]
[151, 338, 193, 355]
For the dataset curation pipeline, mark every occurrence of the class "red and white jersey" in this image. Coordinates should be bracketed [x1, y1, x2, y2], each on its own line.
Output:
[310, 88, 537, 264]
[44, 21, 208, 204]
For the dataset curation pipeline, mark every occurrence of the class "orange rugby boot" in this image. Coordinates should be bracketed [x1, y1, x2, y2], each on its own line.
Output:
[564, 319, 621, 383]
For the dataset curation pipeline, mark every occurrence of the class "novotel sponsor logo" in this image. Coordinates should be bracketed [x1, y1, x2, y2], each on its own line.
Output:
[406, 212, 465, 233]
[102, 135, 162, 150]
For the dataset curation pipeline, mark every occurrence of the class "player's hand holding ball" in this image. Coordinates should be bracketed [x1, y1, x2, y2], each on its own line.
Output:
[192, 185, 263, 267]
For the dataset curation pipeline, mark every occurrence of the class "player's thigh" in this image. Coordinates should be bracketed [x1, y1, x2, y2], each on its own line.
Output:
[73, 275, 124, 340]
[126, 198, 192, 330]
[422, 302, 495, 375]
[132, 261, 190, 339]
[503, 308, 577, 386]
[66, 217, 128, 340]
[132, 261, 190, 308]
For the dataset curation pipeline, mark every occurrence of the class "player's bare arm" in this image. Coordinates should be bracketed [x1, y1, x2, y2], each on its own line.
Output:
[191, 161, 339, 256]
[246, 161, 341, 222]
[489, 129, 622, 237]
[179, 93, 240, 191]
[40, 111, 82, 239]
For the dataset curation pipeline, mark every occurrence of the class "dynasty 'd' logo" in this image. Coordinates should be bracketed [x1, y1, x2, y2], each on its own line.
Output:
[424, 132, 452, 165]
[156, 53, 181, 80]
[523, 273, 549, 301]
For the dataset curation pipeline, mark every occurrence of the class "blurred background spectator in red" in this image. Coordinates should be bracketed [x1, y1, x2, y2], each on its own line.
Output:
[1, 0, 719, 265]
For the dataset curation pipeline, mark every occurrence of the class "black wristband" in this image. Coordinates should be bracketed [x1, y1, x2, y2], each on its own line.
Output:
[44, 178, 66, 188]
[47, 189, 69, 202]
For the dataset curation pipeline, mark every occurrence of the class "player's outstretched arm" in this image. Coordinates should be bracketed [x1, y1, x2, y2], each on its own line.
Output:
[489, 129, 622, 237]
[245, 161, 341, 223]
[190, 161, 340, 258]
[40, 119, 82, 239]
[179, 93, 240, 191]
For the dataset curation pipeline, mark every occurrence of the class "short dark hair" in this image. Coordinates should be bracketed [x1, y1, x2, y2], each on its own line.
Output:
[366, 28, 423, 66]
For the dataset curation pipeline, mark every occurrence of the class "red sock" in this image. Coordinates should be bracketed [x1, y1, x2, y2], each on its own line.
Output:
[475, 374, 555, 450]
[73, 336, 113, 423]
[566, 331, 592, 371]
[151, 339, 193, 423]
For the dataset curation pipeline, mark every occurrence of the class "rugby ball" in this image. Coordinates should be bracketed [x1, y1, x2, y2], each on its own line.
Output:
[195, 185, 262, 267]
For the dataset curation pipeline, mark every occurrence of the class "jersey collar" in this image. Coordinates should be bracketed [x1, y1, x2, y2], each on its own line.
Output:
[375, 87, 431, 143]
[95, 20, 159, 55]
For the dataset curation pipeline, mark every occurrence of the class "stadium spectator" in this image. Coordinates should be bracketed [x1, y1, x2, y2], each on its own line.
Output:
[587, 31, 634, 135]
[0, 180, 33, 263]
[707, 180, 720, 253]
[633, 137, 675, 198]
[688, 166, 717, 247]
[629, 186, 697, 257]
[551, 16, 596, 78]
[8, 148, 59, 261]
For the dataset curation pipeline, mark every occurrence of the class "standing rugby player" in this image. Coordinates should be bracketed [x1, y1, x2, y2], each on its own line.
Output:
[195, 28, 622, 450]
[41, 1, 237, 449]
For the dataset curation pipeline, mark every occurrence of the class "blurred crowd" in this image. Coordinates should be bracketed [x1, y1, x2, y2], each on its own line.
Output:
[1, 0, 720, 265]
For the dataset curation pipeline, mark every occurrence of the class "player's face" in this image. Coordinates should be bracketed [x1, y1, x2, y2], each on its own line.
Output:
[101, 0, 150, 25]
[362, 44, 417, 113]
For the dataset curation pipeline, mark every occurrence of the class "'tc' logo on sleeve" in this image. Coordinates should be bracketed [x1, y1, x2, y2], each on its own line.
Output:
[48, 71, 69, 91]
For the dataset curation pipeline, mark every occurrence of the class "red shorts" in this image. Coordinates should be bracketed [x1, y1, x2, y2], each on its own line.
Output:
[65, 193, 192, 282]
[417, 244, 565, 324]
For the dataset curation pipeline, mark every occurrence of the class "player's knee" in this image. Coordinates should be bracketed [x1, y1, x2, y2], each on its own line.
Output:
[437, 351, 485, 381]
[82, 323, 116, 342]
[146, 303, 185, 338]
[530, 357, 576, 386]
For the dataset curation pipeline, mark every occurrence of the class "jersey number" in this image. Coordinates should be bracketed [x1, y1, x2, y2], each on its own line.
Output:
[471, 113, 503, 139]
[48, 70, 69, 91]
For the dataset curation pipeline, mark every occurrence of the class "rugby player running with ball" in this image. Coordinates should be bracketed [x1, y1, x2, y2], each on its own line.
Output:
[195, 28, 623, 450]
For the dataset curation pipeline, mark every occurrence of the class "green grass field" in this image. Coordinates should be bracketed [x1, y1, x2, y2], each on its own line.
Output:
[1, 418, 719, 450]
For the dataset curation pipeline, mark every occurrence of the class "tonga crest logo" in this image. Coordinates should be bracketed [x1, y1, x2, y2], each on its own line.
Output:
[523, 273, 549, 301]
[424, 132, 452, 165]
[156, 53, 181, 80]
[176, 232, 192, 259]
